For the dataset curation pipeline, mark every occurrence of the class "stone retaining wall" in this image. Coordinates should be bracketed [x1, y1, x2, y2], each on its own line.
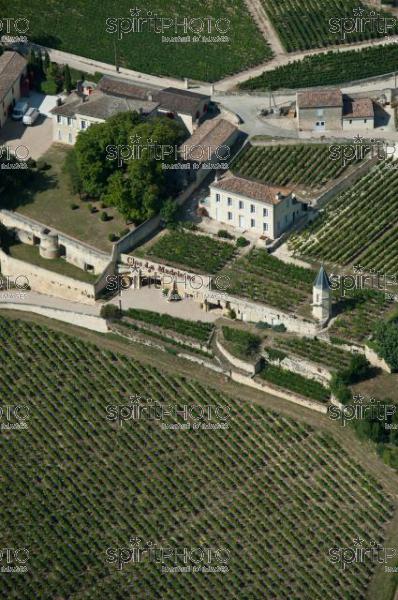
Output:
[179, 353, 328, 414]
[216, 338, 261, 375]
[0, 210, 110, 274]
[0, 302, 108, 332]
[0, 250, 97, 305]
[263, 350, 332, 385]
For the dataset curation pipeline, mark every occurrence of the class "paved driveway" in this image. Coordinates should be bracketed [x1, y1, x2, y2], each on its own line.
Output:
[0, 113, 53, 160]
[0, 93, 57, 160]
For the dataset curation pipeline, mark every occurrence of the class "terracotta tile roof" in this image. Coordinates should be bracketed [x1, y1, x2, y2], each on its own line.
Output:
[211, 175, 292, 205]
[98, 75, 157, 100]
[98, 78, 210, 116]
[156, 87, 210, 116]
[297, 89, 342, 109]
[343, 97, 374, 119]
[50, 91, 158, 120]
[180, 118, 237, 162]
[0, 51, 27, 99]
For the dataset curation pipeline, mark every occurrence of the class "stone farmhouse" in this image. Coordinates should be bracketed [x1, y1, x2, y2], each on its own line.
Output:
[154, 87, 210, 134]
[206, 174, 306, 239]
[51, 75, 211, 144]
[180, 117, 239, 181]
[99, 75, 210, 133]
[50, 90, 159, 145]
[0, 51, 28, 128]
[297, 89, 374, 132]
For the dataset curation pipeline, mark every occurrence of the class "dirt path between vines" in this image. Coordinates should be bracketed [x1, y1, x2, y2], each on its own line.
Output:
[243, 0, 285, 56]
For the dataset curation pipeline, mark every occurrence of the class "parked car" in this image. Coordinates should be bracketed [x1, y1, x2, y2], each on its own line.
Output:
[11, 101, 29, 120]
[23, 107, 40, 126]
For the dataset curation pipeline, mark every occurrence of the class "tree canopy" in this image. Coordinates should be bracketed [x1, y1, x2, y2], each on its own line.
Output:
[373, 320, 398, 371]
[69, 112, 186, 223]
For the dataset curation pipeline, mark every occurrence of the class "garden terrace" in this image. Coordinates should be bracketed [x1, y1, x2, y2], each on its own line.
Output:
[259, 363, 331, 402]
[0, 315, 394, 599]
[7, 242, 98, 283]
[3, 145, 127, 252]
[135, 230, 236, 274]
[221, 325, 262, 360]
[123, 308, 214, 344]
[260, 0, 397, 52]
[289, 161, 398, 273]
[232, 143, 365, 190]
[220, 248, 314, 313]
[273, 336, 352, 370]
[5, 1, 272, 81]
[240, 44, 398, 91]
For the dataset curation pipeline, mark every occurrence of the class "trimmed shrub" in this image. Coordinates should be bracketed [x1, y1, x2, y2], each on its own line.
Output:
[100, 304, 121, 320]
[236, 236, 250, 248]
[218, 229, 234, 239]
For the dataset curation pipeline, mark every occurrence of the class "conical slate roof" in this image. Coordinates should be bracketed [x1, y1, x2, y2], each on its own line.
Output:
[313, 265, 330, 290]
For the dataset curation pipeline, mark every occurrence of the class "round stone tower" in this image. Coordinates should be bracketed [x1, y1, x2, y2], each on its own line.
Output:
[39, 229, 60, 259]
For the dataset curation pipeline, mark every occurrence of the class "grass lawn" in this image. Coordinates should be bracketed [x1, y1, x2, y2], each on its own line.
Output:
[8, 242, 98, 283]
[5, 1, 272, 82]
[3, 145, 128, 252]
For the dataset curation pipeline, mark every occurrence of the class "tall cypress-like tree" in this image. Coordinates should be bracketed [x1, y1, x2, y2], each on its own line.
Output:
[63, 64, 73, 93]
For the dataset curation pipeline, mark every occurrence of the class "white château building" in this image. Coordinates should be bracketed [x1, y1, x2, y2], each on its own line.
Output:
[207, 175, 307, 239]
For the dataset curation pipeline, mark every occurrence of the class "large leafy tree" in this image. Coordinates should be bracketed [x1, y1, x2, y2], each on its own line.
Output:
[373, 320, 398, 371]
[71, 112, 185, 222]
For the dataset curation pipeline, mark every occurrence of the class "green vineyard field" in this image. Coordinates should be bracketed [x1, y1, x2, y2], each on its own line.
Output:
[260, 0, 397, 52]
[220, 248, 314, 312]
[4, 0, 272, 81]
[240, 44, 398, 90]
[289, 161, 398, 275]
[0, 316, 394, 599]
[232, 144, 363, 188]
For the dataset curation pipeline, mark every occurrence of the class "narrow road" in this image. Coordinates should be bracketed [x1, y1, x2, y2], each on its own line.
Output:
[41, 47, 206, 93]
